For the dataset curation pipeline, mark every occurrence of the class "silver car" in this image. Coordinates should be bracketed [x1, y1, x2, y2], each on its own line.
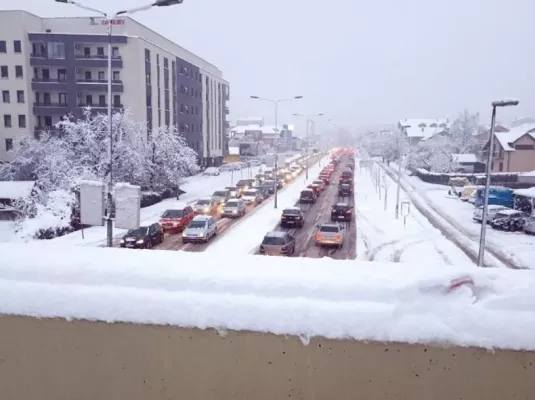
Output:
[221, 199, 247, 218]
[473, 205, 511, 223]
[193, 197, 218, 215]
[182, 215, 217, 244]
[315, 222, 345, 248]
[241, 189, 263, 205]
[524, 216, 535, 235]
[212, 189, 231, 206]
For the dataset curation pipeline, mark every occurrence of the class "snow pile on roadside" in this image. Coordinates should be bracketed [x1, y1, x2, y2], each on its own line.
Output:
[207, 158, 328, 255]
[1, 242, 535, 350]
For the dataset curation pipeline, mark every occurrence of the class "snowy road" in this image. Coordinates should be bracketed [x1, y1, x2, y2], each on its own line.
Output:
[355, 161, 475, 268]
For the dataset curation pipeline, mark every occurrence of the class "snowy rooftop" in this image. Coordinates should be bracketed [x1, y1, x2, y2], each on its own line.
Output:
[514, 187, 535, 199]
[2, 243, 535, 351]
[452, 153, 477, 164]
[399, 118, 450, 139]
[0, 181, 36, 200]
[494, 123, 535, 151]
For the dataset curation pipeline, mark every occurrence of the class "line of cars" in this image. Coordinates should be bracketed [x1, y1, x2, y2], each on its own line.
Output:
[120, 155, 315, 249]
[259, 149, 356, 256]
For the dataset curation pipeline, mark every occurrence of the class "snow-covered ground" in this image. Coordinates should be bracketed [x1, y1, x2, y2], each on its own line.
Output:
[355, 162, 475, 267]
[207, 157, 328, 255]
[399, 170, 535, 269]
[2, 241, 535, 350]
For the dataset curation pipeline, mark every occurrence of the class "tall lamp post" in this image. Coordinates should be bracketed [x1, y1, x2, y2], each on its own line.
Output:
[477, 99, 519, 266]
[56, 0, 184, 247]
[395, 124, 410, 219]
[250, 95, 303, 209]
[292, 113, 324, 180]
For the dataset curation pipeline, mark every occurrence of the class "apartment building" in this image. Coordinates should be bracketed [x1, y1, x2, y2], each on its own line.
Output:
[0, 10, 229, 166]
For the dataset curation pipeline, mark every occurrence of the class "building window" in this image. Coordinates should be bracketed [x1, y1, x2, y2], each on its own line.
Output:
[112, 47, 119, 57]
[146, 73, 151, 85]
[44, 116, 52, 127]
[13, 40, 21, 53]
[84, 47, 90, 57]
[499, 162, 503, 172]
[99, 95, 106, 107]
[85, 71, 92, 81]
[47, 42, 66, 59]
[145, 49, 150, 62]
[0, 41, 6, 53]
[17, 90, 24, 103]
[4, 114, 12, 128]
[113, 71, 120, 80]
[85, 95, 93, 106]
[113, 95, 121, 107]
[1, 66, 8, 78]
[164, 57, 169, 69]
[2, 90, 9, 103]
[5, 138, 13, 151]
[146, 94, 152, 107]
[18, 115, 26, 128]
[59, 93, 67, 105]
[97, 47, 104, 57]
[15, 65, 23, 78]
[57, 68, 67, 81]
[98, 71, 105, 81]
[43, 93, 51, 105]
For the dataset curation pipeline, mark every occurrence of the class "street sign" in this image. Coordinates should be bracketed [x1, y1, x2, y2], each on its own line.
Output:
[79, 181, 105, 226]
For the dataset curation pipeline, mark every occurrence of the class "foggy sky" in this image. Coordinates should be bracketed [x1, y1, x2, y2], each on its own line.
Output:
[12, 0, 535, 135]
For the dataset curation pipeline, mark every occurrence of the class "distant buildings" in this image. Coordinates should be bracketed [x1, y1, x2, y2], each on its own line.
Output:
[399, 118, 450, 145]
[229, 118, 299, 155]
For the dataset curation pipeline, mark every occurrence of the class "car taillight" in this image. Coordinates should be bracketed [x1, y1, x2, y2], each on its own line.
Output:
[281, 246, 287, 251]
[345, 210, 351, 214]
[335, 235, 342, 241]
[316, 233, 323, 240]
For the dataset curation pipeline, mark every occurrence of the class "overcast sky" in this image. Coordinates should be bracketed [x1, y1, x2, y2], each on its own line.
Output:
[14, 0, 535, 134]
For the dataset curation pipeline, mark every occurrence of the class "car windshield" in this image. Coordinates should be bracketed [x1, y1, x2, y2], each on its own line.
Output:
[197, 199, 210, 205]
[161, 209, 183, 218]
[283, 209, 301, 215]
[301, 191, 313, 197]
[342, 172, 352, 178]
[188, 221, 206, 229]
[243, 191, 257, 196]
[237, 180, 251, 186]
[213, 191, 227, 197]
[226, 201, 239, 207]
[334, 205, 350, 211]
[126, 227, 148, 236]
[319, 225, 340, 233]
[262, 236, 286, 245]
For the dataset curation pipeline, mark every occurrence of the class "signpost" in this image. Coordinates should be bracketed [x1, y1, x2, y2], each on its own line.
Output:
[401, 200, 411, 228]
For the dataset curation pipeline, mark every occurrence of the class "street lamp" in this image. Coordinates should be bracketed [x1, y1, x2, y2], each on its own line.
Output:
[477, 98, 519, 266]
[57, 0, 184, 247]
[395, 124, 410, 219]
[292, 113, 324, 180]
[250, 95, 303, 209]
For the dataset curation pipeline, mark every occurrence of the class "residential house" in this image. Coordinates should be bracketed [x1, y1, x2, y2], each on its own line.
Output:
[399, 118, 450, 145]
[484, 123, 535, 172]
[451, 153, 481, 173]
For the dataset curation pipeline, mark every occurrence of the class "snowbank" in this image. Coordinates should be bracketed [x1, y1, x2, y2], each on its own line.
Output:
[2, 242, 535, 351]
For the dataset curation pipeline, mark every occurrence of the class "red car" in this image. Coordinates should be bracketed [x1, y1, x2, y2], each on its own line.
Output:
[318, 174, 331, 184]
[159, 205, 195, 232]
[307, 184, 321, 196]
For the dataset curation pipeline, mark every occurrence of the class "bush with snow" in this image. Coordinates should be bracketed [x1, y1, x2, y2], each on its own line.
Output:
[0, 109, 200, 239]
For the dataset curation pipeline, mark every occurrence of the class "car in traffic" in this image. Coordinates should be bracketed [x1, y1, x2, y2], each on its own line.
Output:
[472, 205, 512, 223]
[159, 206, 195, 232]
[307, 183, 322, 195]
[315, 223, 345, 248]
[182, 215, 218, 244]
[236, 179, 255, 195]
[241, 188, 263, 205]
[221, 199, 247, 218]
[338, 183, 352, 197]
[225, 186, 239, 198]
[120, 222, 164, 249]
[339, 170, 353, 185]
[212, 189, 231, 206]
[193, 197, 219, 215]
[276, 175, 286, 189]
[262, 180, 276, 195]
[318, 173, 331, 184]
[312, 179, 326, 191]
[202, 167, 220, 176]
[255, 174, 266, 183]
[280, 207, 305, 228]
[259, 231, 296, 256]
[331, 203, 352, 222]
[490, 210, 530, 232]
[300, 188, 317, 204]
[524, 216, 535, 235]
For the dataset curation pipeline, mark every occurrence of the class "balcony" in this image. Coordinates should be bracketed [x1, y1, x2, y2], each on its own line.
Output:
[34, 126, 61, 139]
[30, 54, 68, 67]
[75, 79, 124, 93]
[31, 77, 68, 91]
[33, 102, 69, 115]
[78, 102, 124, 111]
[73, 54, 123, 68]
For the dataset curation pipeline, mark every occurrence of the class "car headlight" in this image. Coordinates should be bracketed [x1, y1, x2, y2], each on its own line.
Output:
[198, 232, 204, 237]
[120, 239, 124, 243]
[232, 209, 238, 213]
[136, 239, 144, 244]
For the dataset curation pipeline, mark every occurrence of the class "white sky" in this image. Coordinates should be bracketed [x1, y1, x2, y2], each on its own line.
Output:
[11, 0, 535, 134]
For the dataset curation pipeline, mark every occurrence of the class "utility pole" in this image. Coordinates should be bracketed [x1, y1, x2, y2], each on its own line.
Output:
[395, 125, 409, 219]
[292, 113, 324, 181]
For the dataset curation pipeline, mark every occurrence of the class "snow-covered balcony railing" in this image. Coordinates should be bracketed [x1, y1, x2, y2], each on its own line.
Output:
[33, 126, 61, 139]
[75, 79, 124, 93]
[73, 55, 123, 69]
[74, 54, 122, 60]
[75, 78, 123, 84]
[32, 77, 67, 83]
[77, 102, 123, 109]
[31, 77, 69, 91]
[33, 102, 69, 115]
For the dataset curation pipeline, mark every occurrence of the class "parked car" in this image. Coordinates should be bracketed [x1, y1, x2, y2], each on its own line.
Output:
[212, 189, 231, 205]
[182, 215, 217, 244]
[159, 206, 195, 232]
[524, 216, 535, 235]
[120, 222, 164, 249]
[220, 163, 242, 171]
[259, 231, 296, 256]
[474, 187, 514, 209]
[338, 183, 352, 197]
[193, 197, 218, 215]
[241, 188, 263, 205]
[490, 210, 530, 232]
[221, 199, 247, 218]
[225, 186, 239, 198]
[331, 203, 353, 222]
[473, 205, 512, 223]
[300, 189, 317, 204]
[202, 167, 220, 176]
[315, 223, 345, 248]
[281, 207, 305, 228]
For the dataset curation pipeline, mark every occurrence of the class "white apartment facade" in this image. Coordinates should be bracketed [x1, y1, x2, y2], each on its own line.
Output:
[0, 10, 229, 166]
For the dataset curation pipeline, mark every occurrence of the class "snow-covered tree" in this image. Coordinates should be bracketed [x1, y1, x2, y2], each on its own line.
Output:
[407, 135, 456, 172]
[449, 110, 481, 153]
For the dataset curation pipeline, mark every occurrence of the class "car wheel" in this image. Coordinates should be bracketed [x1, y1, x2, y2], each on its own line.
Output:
[160, 235, 164, 244]
[146, 240, 153, 249]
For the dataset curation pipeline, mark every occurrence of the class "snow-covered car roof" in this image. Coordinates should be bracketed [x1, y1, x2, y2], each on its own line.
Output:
[495, 209, 523, 216]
